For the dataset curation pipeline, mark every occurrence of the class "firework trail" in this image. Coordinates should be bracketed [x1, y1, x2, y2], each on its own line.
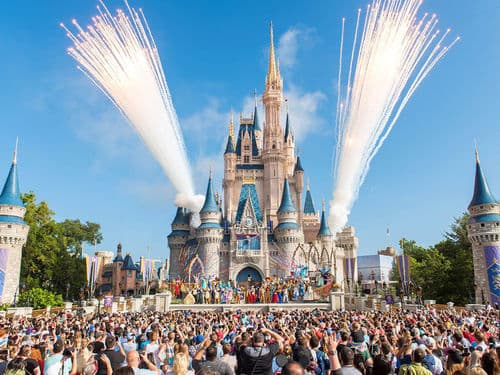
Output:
[62, 1, 204, 214]
[330, 0, 458, 233]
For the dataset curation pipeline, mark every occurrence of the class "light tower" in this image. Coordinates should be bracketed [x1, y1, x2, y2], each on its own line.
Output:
[466, 150, 500, 305]
[0, 142, 29, 304]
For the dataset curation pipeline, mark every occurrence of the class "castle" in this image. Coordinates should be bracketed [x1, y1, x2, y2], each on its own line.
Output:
[0, 145, 29, 304]
[168, 26, 359, 285]
[467, 150, 500, 305]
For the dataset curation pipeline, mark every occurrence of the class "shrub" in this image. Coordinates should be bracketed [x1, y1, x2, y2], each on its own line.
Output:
[18, 288, 64, 309]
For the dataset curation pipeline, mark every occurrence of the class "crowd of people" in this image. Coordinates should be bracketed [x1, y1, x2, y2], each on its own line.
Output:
[170, 272, 335, 304]
[0, 305, 498, 375]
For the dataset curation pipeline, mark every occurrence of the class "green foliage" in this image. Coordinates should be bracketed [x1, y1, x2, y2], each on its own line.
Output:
[397, 213, 474, 305]
[18, 288, 64, 309]
[20, 192, 102, 300]
[0, 304, 10, 311]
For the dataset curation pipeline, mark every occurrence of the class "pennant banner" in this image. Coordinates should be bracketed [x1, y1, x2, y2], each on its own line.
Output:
[484, 246, 500, 305]
[345, 258, 356, 281]
[397, 255, 410, 294]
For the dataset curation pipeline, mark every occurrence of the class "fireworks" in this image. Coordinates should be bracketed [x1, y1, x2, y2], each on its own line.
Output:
[329, 0, 459, 233]
[62, 1, 203, 213]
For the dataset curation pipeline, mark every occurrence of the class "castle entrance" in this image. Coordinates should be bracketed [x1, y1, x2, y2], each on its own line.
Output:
[236, 266, 263, 287]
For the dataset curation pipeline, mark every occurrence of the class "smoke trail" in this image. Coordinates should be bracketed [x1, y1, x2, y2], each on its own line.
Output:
[330, 0, 458, 233]
[62, 1, 204, 214]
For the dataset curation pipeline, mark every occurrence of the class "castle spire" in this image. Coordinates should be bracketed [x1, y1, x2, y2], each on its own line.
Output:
[469, 148, 496, 207]
[253, 90, 261, 131]
[303, 181, 315, 214]
[200, 173, 219, 213]
[278, 178, 296, 212]
[225, 113, 236, 154]
[266, 22, 281, 88]
[0, 140, 23, 207]
[318, 199, 332, 236]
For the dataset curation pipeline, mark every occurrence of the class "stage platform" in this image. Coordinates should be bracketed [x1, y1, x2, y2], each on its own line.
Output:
[168, 302, 331, 312]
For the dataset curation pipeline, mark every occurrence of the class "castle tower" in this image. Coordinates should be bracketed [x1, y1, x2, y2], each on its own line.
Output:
[197, 173, 224, 277]
[284, 112, 295, 175]
[274, 179, 303, 267]
[167, 207, 190, 279]
[253, 94, 263, 148]
[112, 242, 124, 296]
[0, 143, 29, 304]
[302, 182, 320, 243]
[262, 23, 285, 222]
[318, 201, 334, 268]
[466, 150, 500, 305]
[293, 154, 304, 224]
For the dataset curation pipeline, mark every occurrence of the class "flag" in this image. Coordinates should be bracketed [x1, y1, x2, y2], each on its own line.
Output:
[397, 255, 410, 293]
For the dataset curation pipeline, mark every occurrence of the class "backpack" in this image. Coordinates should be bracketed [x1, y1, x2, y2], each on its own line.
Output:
[6, 358, 26, 375]
[422, 354, 436, 374]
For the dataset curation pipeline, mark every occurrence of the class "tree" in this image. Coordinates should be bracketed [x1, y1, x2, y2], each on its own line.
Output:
[18, 287, 64, 309]
[20, 192, 102, 299]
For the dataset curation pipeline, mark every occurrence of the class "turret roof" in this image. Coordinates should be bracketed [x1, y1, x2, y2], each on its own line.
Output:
[318, 205, 332, 236]
[303, 188, 315, 214]
[469, 151, 496, 207]
[121, 254, 138, 270]
[0, 144, 23, 207]
[200, 176, 219, 213]
[294, 155, 304, 173]
[278, 178, 296, 212]
[224, 135, 235, 154]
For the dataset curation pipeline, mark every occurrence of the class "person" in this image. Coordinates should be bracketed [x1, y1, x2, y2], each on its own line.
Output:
[339, 347, 363, 375]
[100, 337, 125, 374]
[281, 361, 305, 375]
[44, 340, 77, 375]
[237, 328, 283, 375]
[220, 343, 237, 373]
[192, 339, 234, 375]
[164, 352, 193, 375]
[14, 345, 40, 375]
[113, 366, 135, 375]
[398, 348, 432, 375]
[292, 335, 312, 370]
[125, 351, 159, 375]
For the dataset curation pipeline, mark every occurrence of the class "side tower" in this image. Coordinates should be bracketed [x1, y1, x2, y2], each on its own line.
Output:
[0, 145, 29, 304]
[112, 243, 124, 296]
[274, 179, 303, 270]
[466, 150, 500, 305]
[196, 174, 223, 278]
[317, 201, 334, 268]
[302, 183, 320, 243]
[167, 207, 190, 279]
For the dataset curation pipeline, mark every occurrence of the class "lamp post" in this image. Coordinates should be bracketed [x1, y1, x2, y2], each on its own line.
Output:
[66, 282, 71, 301]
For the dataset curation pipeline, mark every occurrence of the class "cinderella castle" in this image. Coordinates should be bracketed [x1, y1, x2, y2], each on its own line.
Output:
[168, 26, 359, 285]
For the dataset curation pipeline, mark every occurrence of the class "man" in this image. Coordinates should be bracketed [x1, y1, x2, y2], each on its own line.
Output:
[339, 347, 362, 375]
[422, 338, 443, 375]
[281, 361, 305, 375]
[398, 348, 432, 375]
[100, 336, 125, 373]
[237, 328, 283, 375]
[125, 350, 159, 375]
[192, 338, 234, 375]
[44, 340, 78, 375]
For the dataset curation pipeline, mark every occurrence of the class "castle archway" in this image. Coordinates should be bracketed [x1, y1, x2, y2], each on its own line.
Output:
[236, 266, 263, 284]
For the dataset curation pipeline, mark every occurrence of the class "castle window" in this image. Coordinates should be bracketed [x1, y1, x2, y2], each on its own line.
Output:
[244, 145, 250, 151]
[481, 223, 485, 227]
[7, 225, 11, 229]
[244, 156, 250, 163]
[272, 144, 276, 149]
[480, 205, 484, 209]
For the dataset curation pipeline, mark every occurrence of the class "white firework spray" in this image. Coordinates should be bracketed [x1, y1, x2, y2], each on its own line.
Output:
[330, 0, 459, 233]
[62, 1, 204, 214]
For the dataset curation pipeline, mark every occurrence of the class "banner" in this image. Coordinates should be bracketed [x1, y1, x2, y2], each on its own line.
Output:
[103, 295, 114, 307]
[236, 234, 260, 250]
[345, 258, 356, 281]
[85, 255, 100, 284]
[484, 246, 500, 305]
[397, 255, 410, 294]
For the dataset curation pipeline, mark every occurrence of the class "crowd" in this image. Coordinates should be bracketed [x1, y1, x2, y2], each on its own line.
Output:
[170, 272, 335, 304]
[0, 305, 498, 375]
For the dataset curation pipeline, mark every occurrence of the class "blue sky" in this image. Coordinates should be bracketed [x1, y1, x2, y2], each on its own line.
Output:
[1, 0, 499, 260]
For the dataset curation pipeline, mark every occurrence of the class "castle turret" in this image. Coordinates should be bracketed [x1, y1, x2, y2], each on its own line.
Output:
[302, 181, 320, 243]
[197, 174, 223, 277]
[466, 149, 500, 304]
[275, 179, 303, 266]
[167, 207, 190, 279]
[284, 112, 295, 175]
[317, 201, 334, 267]
[0, 143, 29, 303]
[253, 93, 262, 148]
[294, 153, 304, 224]
[112, 242, 124, 296]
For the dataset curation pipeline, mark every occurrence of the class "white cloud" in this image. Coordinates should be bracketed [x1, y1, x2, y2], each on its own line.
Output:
[118, 179, 174, 206]
[277, 27, 314, 69]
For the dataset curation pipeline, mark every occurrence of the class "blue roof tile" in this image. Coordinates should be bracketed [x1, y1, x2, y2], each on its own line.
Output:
[294, 156, 304, 173]
[200, 177, 219, 213]
[468, 214, 500, 224]
[235, 183, 263, 223]
[198, 222, 222, 229]
[276, 222, 300, 230]
[0, 162, 23, 207]
[303, 189, 315, 214]
[469, 159, 496, 207]
[253, 105, 261, 131]
[224, 135, 235, 154]
[278, 179, 296, 213]
[0, 215, 25, 224]
[121, 254, 137, 270]
[318, 209, 332, 236]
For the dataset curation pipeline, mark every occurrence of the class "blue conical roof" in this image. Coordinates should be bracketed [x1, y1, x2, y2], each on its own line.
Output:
[253, 104, 261, 132]
[318, 208, 332, 236]
[294, 156, 304, 173]
[224, 135, 235, 154]
[304, 188, 315, 214]
[172, 206, 190, 226]
[284, 113, 292, 141]
[200, 176, 219, 213]
[121, 254, 137, 270]
[469, 157, 496, 207]
[0, 161, 23, 207]
[278, 178, 296, 212]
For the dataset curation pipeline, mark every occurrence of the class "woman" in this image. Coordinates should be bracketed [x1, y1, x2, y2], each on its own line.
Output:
[163, 352, 193, 375]
[15, 345, 41, 375]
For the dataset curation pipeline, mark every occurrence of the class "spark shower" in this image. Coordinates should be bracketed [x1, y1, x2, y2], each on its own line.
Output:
[62, 1, 204, 214]
[329, 0, 458, 233]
